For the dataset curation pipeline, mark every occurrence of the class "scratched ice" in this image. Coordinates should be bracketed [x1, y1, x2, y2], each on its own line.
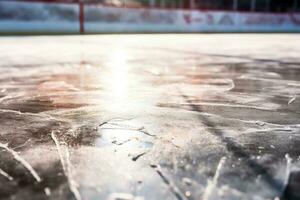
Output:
[0, 34, 300, 200]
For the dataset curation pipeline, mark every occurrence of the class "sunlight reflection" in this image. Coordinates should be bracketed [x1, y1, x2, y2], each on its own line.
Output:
[107, 49, 130, 111]
[111, 50, 127, 97]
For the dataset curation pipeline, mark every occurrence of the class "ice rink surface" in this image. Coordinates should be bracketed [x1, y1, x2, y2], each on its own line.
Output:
[0, 34, 300, 200]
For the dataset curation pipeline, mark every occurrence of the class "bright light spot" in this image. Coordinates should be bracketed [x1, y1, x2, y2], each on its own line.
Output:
[104, 49, 132, 112]
[111, 50, 128, 98]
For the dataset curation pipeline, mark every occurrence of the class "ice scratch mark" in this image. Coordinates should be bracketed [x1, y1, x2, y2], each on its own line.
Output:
[99, 118, 156, 137]
[0, 143, 41, 182]
[288, 96, 296, 105]
[284, 154, 292, 186]
[159, 102, 279, 111]
[138, 129, 157, 137]
[100, 127, 156, 137]
[0, 108, 58, 121]
[112, 139, 132, 145]
[162, 139, 181, 149]
[225, 79, 235, 91]
[202, 157, 226, 200]
[106, 123, 145, 131]
[0, 96, 10, 103]
[280, 154, 292, 197]
[132, 152, 147, 161]
[152, 164, 187, 200]
[0, 109, 22, 115]
[0, 167, 13, 181]
[244, 127, 293, 134]
[44, 187, 51, 196]
[99, 121, 108, 127]
[98, 117, 135, 127]
[109, 193, 144, 200]
[12, 139, 31, 150]
[0, 94, 23, 104]
[180, 90, 284, 192]
[51, 131, 82, 200]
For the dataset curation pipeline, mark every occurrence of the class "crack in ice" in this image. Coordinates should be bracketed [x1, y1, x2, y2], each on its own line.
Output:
[288, 96, 296, 105]
[279, 154, 293, 198]
[152, 164, 187, 200]
[0, 167, 13, 181]
[0, 143, 41, 182]
[202, 157, 226, 200]
[51, 131, 82, 200]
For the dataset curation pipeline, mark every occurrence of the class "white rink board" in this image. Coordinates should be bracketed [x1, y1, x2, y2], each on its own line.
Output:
[0, 1, 300, 33]
[84, 6, 300, 33]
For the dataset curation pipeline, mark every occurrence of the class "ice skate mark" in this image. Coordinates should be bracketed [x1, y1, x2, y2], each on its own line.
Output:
[288, 96, 296, 105]
[0, 97, 5, 104]
[214, 117, 300, 129]
[12, 139, 31, 150]
[227, 79, 235, 91]
[102, 122, 145, 132]
[0, 108, 58, 121]
[284, 154, 292, 184]
[158, 102, 277, 111]
[244, 127, 293, 134]
[44, 187, 51, 196]
[0, 143, 41, 182]
[0, 167, 13, 181]
[180, 92, 283, 193]
[280, 154, 292, 197]
[0, 109, 22, 115]
[99, 119, 156, 137]
[0, 95, 14, 103]
[51, 131, 82, 200]
[153, 165, 187, 200]
[0, 93, 26, 104]
[202, 157, 226, 200]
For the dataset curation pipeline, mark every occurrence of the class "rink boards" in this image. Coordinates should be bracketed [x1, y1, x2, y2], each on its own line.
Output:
[0, 0, 300, 33]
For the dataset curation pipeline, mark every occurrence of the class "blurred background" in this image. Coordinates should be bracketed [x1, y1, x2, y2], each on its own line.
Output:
[0, 0, 300, 33]
[85, 0, 300, 12]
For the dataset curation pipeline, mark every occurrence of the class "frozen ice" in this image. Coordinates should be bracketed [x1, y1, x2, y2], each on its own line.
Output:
[0, 34, 300, 200]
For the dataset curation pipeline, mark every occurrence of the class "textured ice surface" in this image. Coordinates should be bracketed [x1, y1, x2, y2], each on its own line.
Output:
[0, 34, 300, 200]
